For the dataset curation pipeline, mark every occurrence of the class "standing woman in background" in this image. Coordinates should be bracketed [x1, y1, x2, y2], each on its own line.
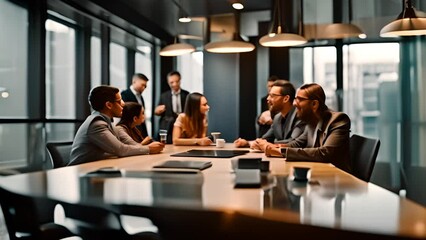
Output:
[116, 102, 153, 145]
[172, 92, 213, 146]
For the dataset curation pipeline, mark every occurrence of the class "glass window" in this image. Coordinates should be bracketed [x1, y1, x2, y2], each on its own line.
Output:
[0, 123, 44, 171]
[135, 51, 153, 136]
[0, 1, 28, 118]
[45, 18, 76, 119]
[109, 42, 127, 90]
[343, 43, 400, 165]
[91, 36, 101, 89]
[303, 47, 337, 110]
[177, 51, 204, 93]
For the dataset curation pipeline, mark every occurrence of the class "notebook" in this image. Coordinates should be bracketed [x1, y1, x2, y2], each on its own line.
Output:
[170, 149, 249, 158]
[153, 160, 213, 171]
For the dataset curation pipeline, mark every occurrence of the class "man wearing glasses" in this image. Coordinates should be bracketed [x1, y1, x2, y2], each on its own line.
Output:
[234, 80, 305, 149]
[259, 83, 351, 173]
[69, 86, 164, 166]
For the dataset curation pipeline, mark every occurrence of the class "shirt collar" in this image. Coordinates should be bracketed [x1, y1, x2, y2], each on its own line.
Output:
[315, 118, 324, 133]
[130, 85, 140, 95]
[172, 89, 181, 95]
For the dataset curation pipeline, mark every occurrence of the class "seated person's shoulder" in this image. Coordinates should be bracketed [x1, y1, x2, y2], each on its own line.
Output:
[332, 111, 350, 121]
[328, 111, 351, 128]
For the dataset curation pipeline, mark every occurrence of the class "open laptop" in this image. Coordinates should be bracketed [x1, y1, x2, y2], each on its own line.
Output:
[170, 149, 249, 158]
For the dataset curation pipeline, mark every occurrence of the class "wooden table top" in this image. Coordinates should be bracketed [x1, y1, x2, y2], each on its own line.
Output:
[0, 144, 425, 239]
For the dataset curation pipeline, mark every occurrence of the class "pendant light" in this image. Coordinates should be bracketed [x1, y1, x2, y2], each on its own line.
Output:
[159, 37, 195, 57]
[380, 0, 426, 37]
[160, 0, 195, 57]
[204, 11, 255, 53]
[323, 0, 366, 39]
[259, 0, 307, 47]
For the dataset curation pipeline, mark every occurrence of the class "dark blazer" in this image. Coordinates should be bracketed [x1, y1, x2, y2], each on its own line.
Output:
[121, 88, 148, 138]
[285, 111, 351, 173]
[157, 89, 189, 143]
[262, 107, 306, 144]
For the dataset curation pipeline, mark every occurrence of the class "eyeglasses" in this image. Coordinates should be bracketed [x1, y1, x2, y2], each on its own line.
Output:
[111, 99, 122, 103]
[294, 96, 311, 103]
[268, 93, 283, 98]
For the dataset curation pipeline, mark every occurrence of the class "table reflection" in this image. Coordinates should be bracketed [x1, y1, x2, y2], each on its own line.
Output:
[79, 172, 204, 208]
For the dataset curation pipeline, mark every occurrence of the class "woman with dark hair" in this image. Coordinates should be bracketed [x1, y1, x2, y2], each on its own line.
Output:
[172, 92, 212, 146]
[116, 102, 153, 145]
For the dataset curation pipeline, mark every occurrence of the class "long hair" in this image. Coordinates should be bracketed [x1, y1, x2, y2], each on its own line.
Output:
[117, 102, 144, 141]
[183, 92, 205, 137]
[118, 102, 142, 127]
[300, 83, 328, 112]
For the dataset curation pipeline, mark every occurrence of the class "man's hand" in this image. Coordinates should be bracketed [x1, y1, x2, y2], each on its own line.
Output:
[233, 138, 249, 147]
[251, 138, 269, 151]
[154, 105, 166, 115]
[264, 144, 282, 157]
[258, 110, 273, 125]
[147, 141, 165, 154]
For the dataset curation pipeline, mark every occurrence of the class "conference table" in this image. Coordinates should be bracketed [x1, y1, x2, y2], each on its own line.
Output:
[0, 144, 425, 239]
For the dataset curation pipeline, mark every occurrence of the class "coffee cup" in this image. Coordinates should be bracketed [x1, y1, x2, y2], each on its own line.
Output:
[292, 166, 311, 181]
[216, 138, 225, 148]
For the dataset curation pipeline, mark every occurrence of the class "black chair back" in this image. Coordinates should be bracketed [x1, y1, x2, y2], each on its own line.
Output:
[46, 141, 73, 168]
[350, 134, 381, 182]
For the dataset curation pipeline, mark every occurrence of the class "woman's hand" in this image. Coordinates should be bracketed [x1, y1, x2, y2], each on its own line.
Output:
[197, 137, 213, 146]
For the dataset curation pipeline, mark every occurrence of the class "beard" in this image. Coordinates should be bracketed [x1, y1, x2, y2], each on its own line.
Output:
[297, 107, 315, 124]
[269, 102, 281, 116]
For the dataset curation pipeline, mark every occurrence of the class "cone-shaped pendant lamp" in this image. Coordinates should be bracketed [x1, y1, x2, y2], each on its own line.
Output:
[324, 23, 365, 39]
[380, 0, 426, 37]
[205, 11, 255, 53]
[323, 0, 366, 39]
[159, 37, 195, 56]
[259, 0, 307, 47]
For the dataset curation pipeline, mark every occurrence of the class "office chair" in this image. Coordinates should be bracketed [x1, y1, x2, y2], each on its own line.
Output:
[0, 187, 76, 240]
[46, 141, 74, 168]
[349, 134, 381, 182]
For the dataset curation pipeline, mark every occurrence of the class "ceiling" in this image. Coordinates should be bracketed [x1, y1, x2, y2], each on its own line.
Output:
[183, 0, 272, 17]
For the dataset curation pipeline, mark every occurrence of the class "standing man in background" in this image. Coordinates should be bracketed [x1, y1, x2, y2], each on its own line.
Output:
[155, 71, 189, 143]
[257, 75, 279, 137]
[121, 73, 149, 138]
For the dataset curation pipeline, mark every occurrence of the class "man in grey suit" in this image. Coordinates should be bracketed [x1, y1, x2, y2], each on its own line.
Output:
[69, 86, 164, 166]
[234, 80, 305, 149]
[261, 83, 351, 173]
